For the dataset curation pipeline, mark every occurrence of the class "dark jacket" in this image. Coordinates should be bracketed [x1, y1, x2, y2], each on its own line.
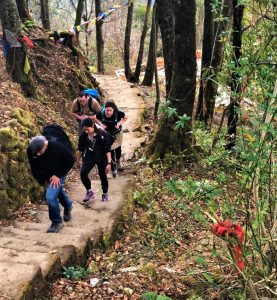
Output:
[78, 130, 113, 163]
[27, 141, 75, 185]
[96, 110, 125, 134]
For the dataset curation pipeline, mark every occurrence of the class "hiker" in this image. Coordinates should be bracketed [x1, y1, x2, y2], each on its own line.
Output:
[71, 91, 101, 135]
[96, 100, 128, 178]
[77, 118, 114, 203]
[27, 135, 75, 233]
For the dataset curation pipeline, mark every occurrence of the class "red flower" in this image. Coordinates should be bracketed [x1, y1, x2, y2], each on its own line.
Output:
[212, 220, 245, 271]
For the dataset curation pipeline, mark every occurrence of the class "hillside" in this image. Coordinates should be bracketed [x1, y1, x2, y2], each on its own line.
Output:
[0, 26, 98, 219]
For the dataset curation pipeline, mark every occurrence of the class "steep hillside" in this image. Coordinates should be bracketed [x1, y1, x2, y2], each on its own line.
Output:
[0, 27, 98, 219]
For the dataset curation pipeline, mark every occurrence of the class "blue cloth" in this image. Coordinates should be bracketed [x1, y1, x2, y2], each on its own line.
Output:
[46, 176, 72, 223]
[83, 88, 100, 99]
[0, 39, 10, 57]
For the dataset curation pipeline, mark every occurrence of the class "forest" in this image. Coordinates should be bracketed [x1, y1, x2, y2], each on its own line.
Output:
[0, 0, 276, 299]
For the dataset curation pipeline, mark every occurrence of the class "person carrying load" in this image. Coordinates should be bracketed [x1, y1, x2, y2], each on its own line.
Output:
[71, 91, 101, 135]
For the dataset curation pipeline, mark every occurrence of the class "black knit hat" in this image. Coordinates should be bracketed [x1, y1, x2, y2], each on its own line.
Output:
[81, 118, 94, 127]
[30, 135, 46, 154]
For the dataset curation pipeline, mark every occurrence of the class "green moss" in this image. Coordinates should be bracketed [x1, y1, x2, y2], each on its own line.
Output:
[139, 262, 157, 277]
[11, 107, 34, 128]
[7, 188, 18, 199]
[0, 127, 18, 152]
[0, 190, 9, 218]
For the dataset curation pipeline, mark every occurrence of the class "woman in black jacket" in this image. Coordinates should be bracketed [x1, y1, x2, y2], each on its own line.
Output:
[96, 100, 128, 177]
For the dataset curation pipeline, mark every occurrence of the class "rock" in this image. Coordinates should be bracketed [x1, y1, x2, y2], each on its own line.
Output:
[107, 287, 115, 294]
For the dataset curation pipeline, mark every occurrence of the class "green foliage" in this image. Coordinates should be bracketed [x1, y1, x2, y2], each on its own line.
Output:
[62, 266, 91, 280]
[133, 4, 152, 27]
[175, 114, 191, 130]
[159, 104, 178, 119]
[23, 19, 35, 28]
[141, 292, 172, 300]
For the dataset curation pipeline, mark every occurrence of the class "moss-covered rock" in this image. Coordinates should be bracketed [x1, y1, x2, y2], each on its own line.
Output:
[11, 107, 34, 128]
[139, 262, 157, 277]
[0, 190, 10, 218]
[0, 127, 18, 152]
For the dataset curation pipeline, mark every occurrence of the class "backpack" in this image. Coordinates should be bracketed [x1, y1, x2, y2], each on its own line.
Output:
[83, 89, 100, 100]
[42, 124, 74, 155]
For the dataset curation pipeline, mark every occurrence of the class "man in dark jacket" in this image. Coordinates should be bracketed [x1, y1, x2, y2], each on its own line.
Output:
[77, 118, 113, 203]
[27, 135, 75, 233]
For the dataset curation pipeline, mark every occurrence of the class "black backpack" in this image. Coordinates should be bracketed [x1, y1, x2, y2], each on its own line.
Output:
[42, 124, 74, 155]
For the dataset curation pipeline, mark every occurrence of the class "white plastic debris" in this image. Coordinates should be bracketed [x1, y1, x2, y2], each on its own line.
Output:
[90, 278, 100, 287]
[119, 266, 139, 273]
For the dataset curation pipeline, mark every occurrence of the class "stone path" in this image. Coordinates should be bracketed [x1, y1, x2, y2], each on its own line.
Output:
[0, 75, 145, 300]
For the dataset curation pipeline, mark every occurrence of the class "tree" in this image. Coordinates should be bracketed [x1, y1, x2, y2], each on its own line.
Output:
[133, 0, 152, 82]
[124, 0, 135, 82]
[141, 5, 157, 86]
[40, 0, 50, 31]
[15, 0, 32, 21]
[227, 0, 244, 149]
[95, 0, 104, 73]
[156, 0, 174, 97]
[196, 0, 214, 123]
[0, 0, 34, 96]
[75, 0, 85, 27]
[147, 0, 196, 158]
[196, 0, 232, 128]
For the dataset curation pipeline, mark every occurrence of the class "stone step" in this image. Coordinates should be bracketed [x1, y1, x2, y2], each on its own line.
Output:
[0, 247, 60, 277]
[0, 262, 44, 300]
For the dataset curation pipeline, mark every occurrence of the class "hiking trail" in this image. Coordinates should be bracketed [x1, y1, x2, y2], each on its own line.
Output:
[0, 75, 145, 300]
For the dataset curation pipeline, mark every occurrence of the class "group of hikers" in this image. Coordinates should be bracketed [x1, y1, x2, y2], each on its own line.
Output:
[27, 91, 128, 233]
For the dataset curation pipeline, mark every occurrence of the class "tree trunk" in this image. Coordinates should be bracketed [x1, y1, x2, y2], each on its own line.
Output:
[196, 0, 204, 50]
[15, 0, 32, 21]
[196, 0, 232, 128]
[133, 0, 152, 82]
[227, 0, 244, 149]
[75, 0, 85, 41]
[141, 4, 156, 86]
[124, 0, 135, 82]
[95, 0, 104, 73]
[0, 0, 34, 96]
[153, 3, 160, 120]
[156, 0, 174, 97]
[147, 0, 196, 158]
[196, 0, 214, 121]
[75, 0, 84, 26]
[40, 0, 50, 31]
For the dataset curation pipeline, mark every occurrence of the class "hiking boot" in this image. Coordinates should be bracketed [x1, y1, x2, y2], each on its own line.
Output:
[83, 190, 95, 202]
[112, 169, 118, 178]
[101, 193, 108, 202]
[47, 222, 64, 233]
[63, 206, 72, 222]
[116, 160, 123, 171]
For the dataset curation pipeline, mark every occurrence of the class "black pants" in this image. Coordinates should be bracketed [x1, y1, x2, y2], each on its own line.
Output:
[111, 147, 122, 171]
[81, 160, 108, 194]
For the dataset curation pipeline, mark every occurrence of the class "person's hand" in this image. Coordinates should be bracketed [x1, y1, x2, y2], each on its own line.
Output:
[105, 163, 111, 174]
[102, 124, 107, 130]
[50, 175, 61, 188]
[115, 122, 121, 129]
[80, 115, 88, 121]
